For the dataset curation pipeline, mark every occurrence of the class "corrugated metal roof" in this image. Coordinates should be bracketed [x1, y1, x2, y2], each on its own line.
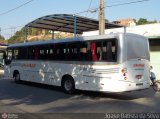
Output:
[25, 14, 123, 34]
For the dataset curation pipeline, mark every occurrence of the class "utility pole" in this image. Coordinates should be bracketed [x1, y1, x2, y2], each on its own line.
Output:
[99, 0, 105, 35]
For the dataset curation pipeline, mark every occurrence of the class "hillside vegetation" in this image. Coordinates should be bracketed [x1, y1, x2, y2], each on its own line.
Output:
[7, 28, 75, 44]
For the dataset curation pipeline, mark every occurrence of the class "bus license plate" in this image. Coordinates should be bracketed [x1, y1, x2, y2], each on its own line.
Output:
[136, 83, 143, 86]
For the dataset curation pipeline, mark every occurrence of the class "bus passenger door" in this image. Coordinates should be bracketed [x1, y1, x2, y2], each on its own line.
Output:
[4, 49, 12, 78]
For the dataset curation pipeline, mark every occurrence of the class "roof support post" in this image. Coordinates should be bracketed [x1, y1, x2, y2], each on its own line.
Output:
[52, 30, 54, 39]
[24, 26, 28, 43]
[74, 15, 77, 38]
[124, 26, 126, 33]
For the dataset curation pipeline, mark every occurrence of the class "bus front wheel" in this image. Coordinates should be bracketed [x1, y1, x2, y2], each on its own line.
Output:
[14, 71, 21, 84]
[62, 76, 75, 94]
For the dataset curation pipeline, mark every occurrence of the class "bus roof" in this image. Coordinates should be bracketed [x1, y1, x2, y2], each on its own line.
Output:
[8, 33, 122, 48]
[8, 33, 146, 48]
[8, 37, 82, 48]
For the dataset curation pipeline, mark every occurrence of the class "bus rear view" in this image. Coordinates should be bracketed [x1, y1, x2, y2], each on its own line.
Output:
[119, 33, 150, 92]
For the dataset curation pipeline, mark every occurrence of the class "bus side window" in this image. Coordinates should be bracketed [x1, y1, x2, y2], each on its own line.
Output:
[34, 48, 38, 60]
[111, 41, 117, 61]
[80, 48, 86, 61]
[60, 44, 65, 60]
[28, 47, 34, 60]
[7, 49, 13, 60]
[54, 44, 65, 60]
[86, 42, 92, 61]
[79, 42, 92, 61]
[66, 45, 72, 61]
[53, 44, 58, 60]
[65, 42, 79, 61]
[102, 39, 117, 62]
[96, 42, 102, 61]
[13, 49, 19, 60]
[102, 42, 108, 60]
[48, 45, 54, 60]
[80, 42, 87, 61]
[91, 42, 98, 61]
[19, 47, 28, 59]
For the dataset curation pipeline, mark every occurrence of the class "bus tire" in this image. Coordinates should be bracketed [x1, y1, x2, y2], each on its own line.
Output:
[14, 71, 21, 84]
[62, 76, 75, 94]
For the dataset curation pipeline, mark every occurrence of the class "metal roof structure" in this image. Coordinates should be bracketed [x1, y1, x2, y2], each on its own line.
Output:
[25, 14, 123, 34]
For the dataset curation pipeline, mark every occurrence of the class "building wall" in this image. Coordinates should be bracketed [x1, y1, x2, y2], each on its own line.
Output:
[113, 18, 136, 26]
[149, 39, 160, 80]
[83, 23, 160, 37]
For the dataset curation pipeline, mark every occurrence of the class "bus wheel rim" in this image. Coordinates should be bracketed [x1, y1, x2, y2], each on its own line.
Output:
[64, 80, 72, 91]
[15, 74, 20, 81]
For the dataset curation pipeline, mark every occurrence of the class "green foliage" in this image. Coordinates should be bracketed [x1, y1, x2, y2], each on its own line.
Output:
[137, 18, 157, 25]
[7, 27, 51, 44]
[105, 19, 109, 22]
[0, 35, 7, 44]
[0, 35, 5, 40]
[7, 27, 75, 44]
[137, 18, 148, 25]
[8, 27, 25, 44]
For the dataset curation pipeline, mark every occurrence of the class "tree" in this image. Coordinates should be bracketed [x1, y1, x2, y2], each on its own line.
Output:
[137, 18, 148, 25]
[0, 35, 5, 40]
[137, 18, 157, 25]
[105, 19, 109, 22]
[0, 35, 7, 44]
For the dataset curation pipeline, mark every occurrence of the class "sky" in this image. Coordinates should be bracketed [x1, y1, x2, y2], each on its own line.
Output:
[0, 0, 160, 39]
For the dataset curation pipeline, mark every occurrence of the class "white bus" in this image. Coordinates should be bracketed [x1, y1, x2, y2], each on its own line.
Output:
[4, 33, 150, 93]
[0, 44, 7, 70]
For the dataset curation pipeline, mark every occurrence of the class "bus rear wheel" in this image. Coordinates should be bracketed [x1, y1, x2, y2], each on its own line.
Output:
[62, 76, 75, 94]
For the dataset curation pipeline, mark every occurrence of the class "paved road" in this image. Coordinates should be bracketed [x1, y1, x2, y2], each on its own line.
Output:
[0, 74, 160, 118]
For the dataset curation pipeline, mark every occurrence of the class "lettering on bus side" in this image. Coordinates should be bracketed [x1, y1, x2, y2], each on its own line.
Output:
[22, 63, 36, 68]
[133, 64, 144, 67]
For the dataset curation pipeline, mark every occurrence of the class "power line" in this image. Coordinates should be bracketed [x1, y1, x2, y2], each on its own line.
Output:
[85, 0, 93, 16]
[0, 0, 34, 16]
[76, 0, 151, 15]
[106, 0, 150, 8]
[1, 26, 23, 31]
[1, 0, 152, 34]
[107, 0, 138, 4]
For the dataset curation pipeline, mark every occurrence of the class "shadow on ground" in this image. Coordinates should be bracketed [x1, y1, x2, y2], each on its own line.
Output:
[0, 76, 159, 113]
